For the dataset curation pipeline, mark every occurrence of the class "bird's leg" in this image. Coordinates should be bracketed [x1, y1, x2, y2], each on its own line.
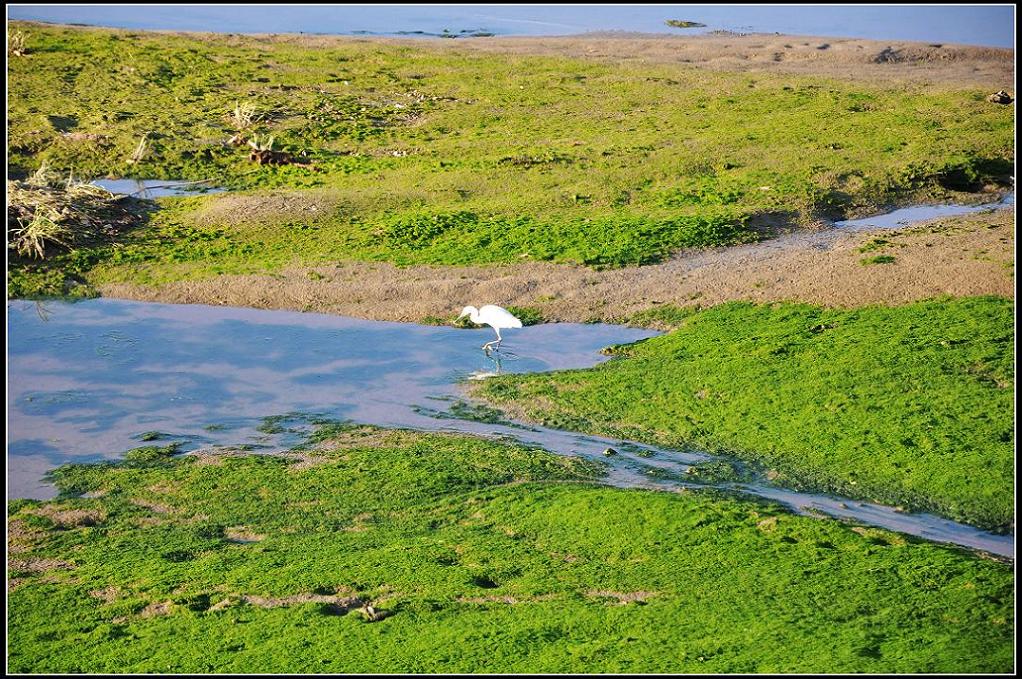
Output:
[482, 327, 503, 352]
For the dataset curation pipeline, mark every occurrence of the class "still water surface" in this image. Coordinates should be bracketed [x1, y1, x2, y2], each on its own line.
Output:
[8, 5, 1014, 48]
[89, 179, 225, 199]
[7, 298, 1013, 558]
[7, 299, 657, 495]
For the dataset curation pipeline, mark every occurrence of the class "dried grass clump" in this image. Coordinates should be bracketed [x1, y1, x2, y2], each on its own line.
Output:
[9, 205, 70, 259]
[226, 100, 264, 145]
[9, 29, 29, 57]
[126, 133, 150, 165]
[7, 174, 133, 259]
[247, 134, 276, 152]
[25, 160, 63, 188]
[231, 100, 261, 129]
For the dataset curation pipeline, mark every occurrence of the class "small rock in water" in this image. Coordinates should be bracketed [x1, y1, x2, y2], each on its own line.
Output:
[987, 90, 1013, 104]
[602, 447, 618, 457]
[665, 19, 707, 28]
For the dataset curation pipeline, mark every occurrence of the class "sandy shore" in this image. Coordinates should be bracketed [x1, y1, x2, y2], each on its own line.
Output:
[448, 32, 1014, 88]
[230, 30, 1013, 88]
[23, 21, 1013, 88]
[99, 208, 1014, 325]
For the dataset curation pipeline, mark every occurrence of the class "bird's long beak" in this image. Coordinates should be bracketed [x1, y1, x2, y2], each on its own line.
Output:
[456, 311, 468, 320]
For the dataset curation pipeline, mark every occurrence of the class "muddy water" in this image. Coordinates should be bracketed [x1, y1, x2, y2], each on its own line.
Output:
[7, 298, 1013, 558]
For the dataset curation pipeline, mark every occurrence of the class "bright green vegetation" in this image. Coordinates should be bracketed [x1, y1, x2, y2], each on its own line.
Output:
[475, 297, 1015, 529]
[8, 424, 1013, 673]
[861, 254, 897, 265]
[137, 431, 169, 442]
[505, 305, 545, 326]
[857, 237, 894, 253]
[7, 22, 1013, 294]
[625, 304, 705, 330]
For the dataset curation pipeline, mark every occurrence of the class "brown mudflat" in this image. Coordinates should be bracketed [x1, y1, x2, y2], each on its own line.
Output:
[182, 29, 1013, 88]
[42, 22, 1013, 87]
[99, 208, 1014, 325]
[449, 32, 1014, 88]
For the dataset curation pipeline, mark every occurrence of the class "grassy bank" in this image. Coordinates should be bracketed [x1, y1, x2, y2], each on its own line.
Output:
[7, 22, 1014, 295]
[8, 424, 1013, 673]
[474, 297, 1015, 530]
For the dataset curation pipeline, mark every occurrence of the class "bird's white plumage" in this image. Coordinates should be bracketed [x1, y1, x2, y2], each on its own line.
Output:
[460, 304, 523, 329]
[457, 304, 522, 351]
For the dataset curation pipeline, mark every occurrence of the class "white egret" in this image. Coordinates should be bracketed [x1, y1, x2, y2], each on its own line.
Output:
[457, 305, 523, 352]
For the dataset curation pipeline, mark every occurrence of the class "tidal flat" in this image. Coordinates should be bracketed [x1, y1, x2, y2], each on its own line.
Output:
[6, 20, 1015, 674]
[7, 21, 1014, 300]
[474, 297, 1015, 530]
[7, 425, 1014, 673]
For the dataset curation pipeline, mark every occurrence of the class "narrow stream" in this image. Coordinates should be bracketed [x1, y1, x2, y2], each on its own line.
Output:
[89, 178, 226, 198]
[8, 298, 1013, 558]
[832, 191, 1014, 231]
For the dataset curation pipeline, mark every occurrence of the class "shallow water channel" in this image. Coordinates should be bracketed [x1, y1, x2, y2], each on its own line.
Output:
[834, 191, 1015, 230]
[7, 298, 1013, 558]
[90, 178, 226, 199]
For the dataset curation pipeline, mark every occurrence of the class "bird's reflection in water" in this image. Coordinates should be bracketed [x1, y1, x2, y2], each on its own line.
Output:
[467, 347, 519, 380]
[34, 301, 53, 322]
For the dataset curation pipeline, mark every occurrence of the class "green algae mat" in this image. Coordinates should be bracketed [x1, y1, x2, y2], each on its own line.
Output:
[7, 22, 1014, 297]
[7, 425, 1013, 673]
[475, 297, 1015, 531]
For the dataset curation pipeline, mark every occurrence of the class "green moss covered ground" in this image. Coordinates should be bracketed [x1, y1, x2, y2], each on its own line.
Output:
[7, 22, 1014, 295]
[475, 297, 1015, 529]
[7, 425, 1013, 673]
[7, 24, 1014, 674]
